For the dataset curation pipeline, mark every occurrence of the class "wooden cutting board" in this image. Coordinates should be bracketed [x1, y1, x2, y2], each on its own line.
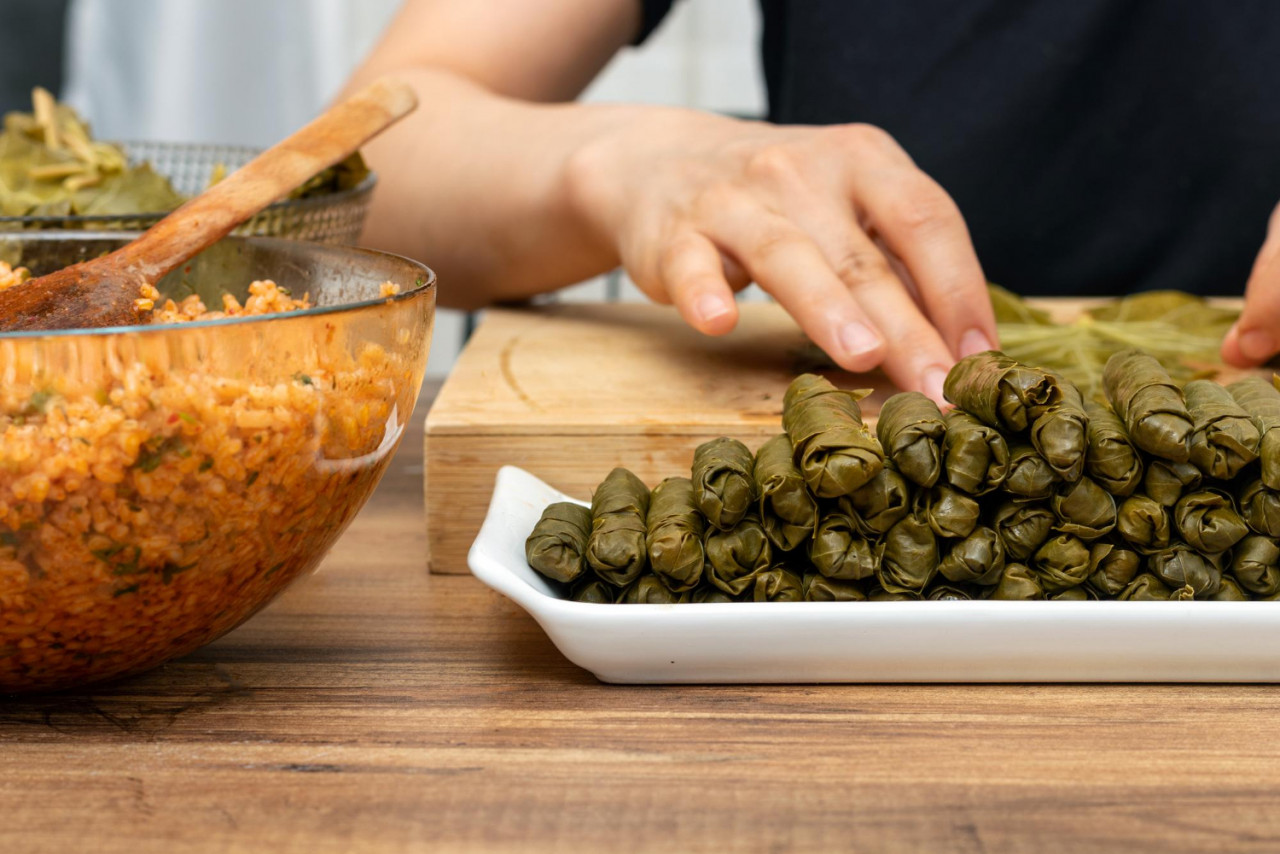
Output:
[422, 299, 1247, 574]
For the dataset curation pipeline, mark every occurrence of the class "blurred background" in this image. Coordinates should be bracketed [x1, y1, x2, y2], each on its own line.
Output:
[5, 0, 767, 377]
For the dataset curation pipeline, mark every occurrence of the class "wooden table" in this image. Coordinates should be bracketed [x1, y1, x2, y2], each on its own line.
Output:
[5, 382, 1280, 854]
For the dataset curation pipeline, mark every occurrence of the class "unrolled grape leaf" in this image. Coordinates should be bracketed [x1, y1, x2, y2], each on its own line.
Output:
[993, 285, 1237, 397]
[792, 284, 1240, 397]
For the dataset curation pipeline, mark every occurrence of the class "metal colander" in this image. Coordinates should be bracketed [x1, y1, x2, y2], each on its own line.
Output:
[0, 141, 375, 244]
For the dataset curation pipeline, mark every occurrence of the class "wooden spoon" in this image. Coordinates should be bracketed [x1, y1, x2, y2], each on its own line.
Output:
[0, 77, 417, 332]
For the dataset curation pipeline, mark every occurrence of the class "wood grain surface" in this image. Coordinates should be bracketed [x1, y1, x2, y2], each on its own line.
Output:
[5, 382, 1280, 854]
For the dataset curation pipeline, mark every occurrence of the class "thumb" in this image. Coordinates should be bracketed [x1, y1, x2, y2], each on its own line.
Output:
[1223, 205, 1280, 367]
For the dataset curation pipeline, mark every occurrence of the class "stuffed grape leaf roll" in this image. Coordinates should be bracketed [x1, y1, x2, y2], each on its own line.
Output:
[992, 500, 1055, 562]
[1173, 490, 1249, 554]
[751, 567, 806, 601]
[942, 410, 1010, 495]
[1083, 400, 1143, 497]
[1003, 442, 1059, 500]
[1102, 350, 1193, 462]
[1228, 375, 1280, 490]
[704, 512, 772, 596]
[1028, 373, 1089, 482]
[875, 391, 945, 487]
[587, 467, 651, 586]
[645, 476, 705, 592]
[692, 437, 755, 530]
[942, 351, 1064, 432]
[526, 501, 593, 583]
[1231, 535, 1280, 597]
[753, 433, 819, 551]
[877, 511, 938, 595]
[937, 526, 1006, 586]
[1239, 478, 1280, 538]
[1183, 379, 1260, 480]
[803, 572, 868, 601]
[1116, 494, 1173, 554]
[783, 373, 883, 497]
[808, 509, 879, 581]
[1051, 476, 1117, 541]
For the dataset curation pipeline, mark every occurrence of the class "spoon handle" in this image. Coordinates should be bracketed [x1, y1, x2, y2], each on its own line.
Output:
[117, 77, 417, 279]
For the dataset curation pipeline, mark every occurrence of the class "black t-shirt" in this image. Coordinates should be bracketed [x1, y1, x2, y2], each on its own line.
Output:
[638, 1, 1280, 297]
[0, 1, 67, 114]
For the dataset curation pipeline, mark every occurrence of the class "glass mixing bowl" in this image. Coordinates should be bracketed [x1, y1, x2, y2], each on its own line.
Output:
[0, 233, 435, 692]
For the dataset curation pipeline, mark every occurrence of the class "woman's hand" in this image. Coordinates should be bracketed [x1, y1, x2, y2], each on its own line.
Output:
[564, 109, 997, 400]
[1224, 203, 1280, 367]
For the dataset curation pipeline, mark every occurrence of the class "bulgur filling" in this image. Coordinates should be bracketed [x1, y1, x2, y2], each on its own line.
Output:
[0, 261, 416, 691]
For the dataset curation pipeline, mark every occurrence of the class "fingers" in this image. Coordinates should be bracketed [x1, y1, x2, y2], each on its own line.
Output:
[847, 165, 997, 358]
[702, 203, 888, 374]
[760, 183, 961, 401]
[655, 232, 740, 335]
[805, 211, 958, 401]
[1224, 232, 1280, 366]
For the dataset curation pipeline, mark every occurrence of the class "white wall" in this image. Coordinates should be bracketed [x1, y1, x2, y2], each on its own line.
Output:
[64, 0, 766, 377]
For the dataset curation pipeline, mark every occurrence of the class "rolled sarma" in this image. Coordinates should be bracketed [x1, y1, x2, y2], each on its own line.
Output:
[704, 513, 772, 596]
[803, 573, 867, 601]
[990, 562, 1045, 600]
[928, 584, 978, 600]
[1231, 535, 1280, 597]
[1119, 573, 1177, 601]
[645, 476, 705, 592]
[1143, 459, 1202, 507]
[920, 484, 981, 539]
[810, 512, 872, 580]
[1115, 494, 1173, 554]
[841, 463, 910, 537]
[620, 575, 686, 604]
[942, 410, 1010, 496]
[1003, 442, 1059, 500]
[1209, 576, 1250, 601]
[1174, 490, 1249, 554]
[937, 526, 1006, 585]
[1228, 375, 1280, 490]
[1148, 544, 1223, 598]
[587, 467, 651, 586]
[783, 373, 883, 497]
[1086, 543, 1142, 597]
[808, 509, 880, 581]
[1102, 350, 1192, 462]
[752, 567, 805, 602]
[1239, 478, 1280, 538]
[1184, 379, 1260, 480]
[1047, 586, 1094, 601]
[877, 511, 938, 595]
[692, 437, 755, 530]
[690, 584, 739, 603]
[942, 350, 1064, 432]
[992, 500, 1055, 562]
[1033, 534, 1092, 593]
[1028, 373, 1089, 482]
[526, 501, 593, 583]
[876, 391, 946, 487]
[1083, 400, 1143, 497]
[1051, 476, 1117, 541]
[868, 587, 921, 601]
[570, 578, 616, 604]
[753, 433, 819, 552]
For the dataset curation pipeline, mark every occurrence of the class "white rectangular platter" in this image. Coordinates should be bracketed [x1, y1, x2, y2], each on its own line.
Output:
[467, 466, 1280, 683]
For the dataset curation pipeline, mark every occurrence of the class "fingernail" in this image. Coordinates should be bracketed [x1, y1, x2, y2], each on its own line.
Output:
[838, 321, 882, 359]
[1240, 328, 1276, 362]
[959, 328, 995, 358]
[694, 294, 731, 324]
[921, 365, 948, 404]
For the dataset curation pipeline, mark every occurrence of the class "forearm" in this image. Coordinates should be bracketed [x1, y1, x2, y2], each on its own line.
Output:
[347, 65, 635, 310]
